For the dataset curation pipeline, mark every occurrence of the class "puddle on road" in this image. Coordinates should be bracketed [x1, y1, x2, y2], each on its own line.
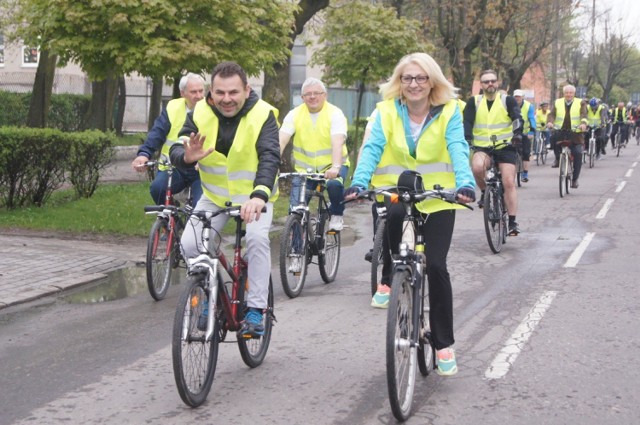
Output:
[62, 225, 362, 304]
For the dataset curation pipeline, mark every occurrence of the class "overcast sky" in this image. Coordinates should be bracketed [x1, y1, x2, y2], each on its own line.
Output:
[592, 0, 640, 47]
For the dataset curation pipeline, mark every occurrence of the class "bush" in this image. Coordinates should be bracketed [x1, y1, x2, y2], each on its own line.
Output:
[0, 90, 90, 131]
[0, 127, 115, 209]
[0, 91, 30, 127]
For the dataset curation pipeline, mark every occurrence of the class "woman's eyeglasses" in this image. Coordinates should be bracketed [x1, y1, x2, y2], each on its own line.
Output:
[400, 75, 429, 85]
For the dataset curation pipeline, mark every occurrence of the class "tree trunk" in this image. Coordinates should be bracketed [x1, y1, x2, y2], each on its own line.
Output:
[172, 73, 181, 99]
[114, 75, 126, 136]
[148, 77, 163, 131]
[84, 75, 118, 131]
[27, 50, 57, 128]
[351, 80, 366, 173]
[263, 59, 294, 172]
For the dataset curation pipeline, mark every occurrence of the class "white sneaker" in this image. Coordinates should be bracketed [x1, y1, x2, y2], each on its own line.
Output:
[288, 256, 302, 273]
[329, 215, 343, 231]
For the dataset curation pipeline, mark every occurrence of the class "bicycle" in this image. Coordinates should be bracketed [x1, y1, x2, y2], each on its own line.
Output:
[515, 147, 523, 187]
[142, 160, 192, 301]
[585, 127, 597, 169]
[558, 139, 574, 198]
[534, 131, 548, 165]
[476, 137, 510, 254]
[354, 186, 470, 421]
[278, 172, 341, 298]
[164, 203, 275, 408]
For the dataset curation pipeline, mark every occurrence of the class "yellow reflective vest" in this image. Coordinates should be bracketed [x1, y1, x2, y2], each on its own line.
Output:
[192, 99, 279, 206]
[159, 98, 188, 170]
[472, 94, 513, 148]
[520, 100, 532, 134]
[587, 105, 605, 127]
[535, 108, 548, 130]
[372, 99, 466, 214]
[613, 107, 627, 123]
[553, 98, 584, 132]
[291, 102, 349, 172]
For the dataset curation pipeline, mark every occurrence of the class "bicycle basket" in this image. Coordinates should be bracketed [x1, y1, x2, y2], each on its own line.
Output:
[397, 170, 424, 193]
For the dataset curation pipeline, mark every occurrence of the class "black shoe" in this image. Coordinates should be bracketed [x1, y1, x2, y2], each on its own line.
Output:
[571, 179, 579, 189]
[551, 160, 559, 168]
[477, 191, 485, 209]
[602, 148, 606, 155]
[364, 249, 373, 263]
[508, 222, 521, 236]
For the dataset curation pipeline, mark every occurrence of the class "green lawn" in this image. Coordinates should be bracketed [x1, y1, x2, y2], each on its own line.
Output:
[0, 182, 291, 237]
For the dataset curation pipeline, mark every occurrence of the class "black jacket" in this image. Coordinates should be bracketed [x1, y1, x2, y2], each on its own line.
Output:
[170, 90, 280, 203]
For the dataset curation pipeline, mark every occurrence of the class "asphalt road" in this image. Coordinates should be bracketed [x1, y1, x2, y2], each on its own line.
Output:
[1, 144, 640, 425]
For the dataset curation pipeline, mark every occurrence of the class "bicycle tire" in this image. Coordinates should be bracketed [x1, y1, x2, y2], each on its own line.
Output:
[319, 213, 341, 283]
[483, 186, 503, 254]
[146, 218, 174, 301]
[589, 142, 595, 168]
[417, 282, 435, 377]
[541, 143, 548, 164]
[279, 214, 308, 298]
[516, 153, 522, 187]
[172, 275, 219, 407]
[616, 133, 622, 157]
[386, 268, 417, 422]
[535, 136, 542, 166]
[370, 218, 387, 296]
[237, 276, 274, 368]
[559, 153, 567, 198]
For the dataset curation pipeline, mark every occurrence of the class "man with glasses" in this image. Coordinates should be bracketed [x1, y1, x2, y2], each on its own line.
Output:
[279, 77, 350, 238]
[463, 69, 524, 235]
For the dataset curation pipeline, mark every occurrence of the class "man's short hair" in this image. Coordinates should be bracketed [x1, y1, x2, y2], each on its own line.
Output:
[211, 62, 248, 86]
[563, 84, 576, 94]
[301, 77, 327, 94]
[179, 73, 205, 92]
[479, 69, 498, 80]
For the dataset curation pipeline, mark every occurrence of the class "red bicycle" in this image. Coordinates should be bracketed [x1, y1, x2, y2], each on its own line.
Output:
[160, 203, 275, 407]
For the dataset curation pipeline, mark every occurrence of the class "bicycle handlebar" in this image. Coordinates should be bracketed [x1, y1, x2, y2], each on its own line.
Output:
[345, 186, 472, 210]
[279, 171, 326, 181]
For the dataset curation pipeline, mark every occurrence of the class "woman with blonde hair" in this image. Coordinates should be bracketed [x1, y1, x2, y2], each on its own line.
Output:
[344, 52, 475, 376]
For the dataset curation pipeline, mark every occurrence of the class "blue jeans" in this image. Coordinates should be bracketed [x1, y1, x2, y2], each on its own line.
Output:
[149, 167, 202, 208]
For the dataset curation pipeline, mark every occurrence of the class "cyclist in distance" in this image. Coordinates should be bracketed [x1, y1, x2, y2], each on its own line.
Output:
[609, 101, 629, 149]
[279, 77, 349, 233]
[536, 101, 551, 150]
[131, 73, 205, 207]
[170, 62, 280, 338]
[586, 97, 608, 159]
[546, 84, 588, 188]
[344, 52, 475, 376]
[513, 89, 536, 182]
[463, 69, 524, 235]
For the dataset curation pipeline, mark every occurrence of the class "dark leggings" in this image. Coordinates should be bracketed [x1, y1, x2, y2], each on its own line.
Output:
[382, 204, 456, 350]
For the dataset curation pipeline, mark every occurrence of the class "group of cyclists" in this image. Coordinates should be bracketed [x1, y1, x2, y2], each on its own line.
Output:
[130, 55, 640, 383]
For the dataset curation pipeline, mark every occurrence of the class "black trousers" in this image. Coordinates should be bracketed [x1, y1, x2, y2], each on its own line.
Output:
[383, 204, 456, 350]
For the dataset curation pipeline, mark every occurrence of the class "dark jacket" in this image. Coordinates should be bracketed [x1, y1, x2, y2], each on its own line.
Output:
[463, 94, 523, 145]
[170, 89, 280, 203]
[136, 109, 171, 158]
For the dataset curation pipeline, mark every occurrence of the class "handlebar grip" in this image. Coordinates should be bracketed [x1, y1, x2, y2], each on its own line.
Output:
[144, 205, 165, 212]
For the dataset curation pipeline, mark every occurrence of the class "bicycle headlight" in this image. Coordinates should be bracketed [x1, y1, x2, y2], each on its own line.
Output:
[399, 242, 409, 257]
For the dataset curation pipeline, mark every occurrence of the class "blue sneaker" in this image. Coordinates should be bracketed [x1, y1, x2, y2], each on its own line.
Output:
[521, 171, 529, 182]
[197, 298, 209, 331]
[240, 308, 265, 338]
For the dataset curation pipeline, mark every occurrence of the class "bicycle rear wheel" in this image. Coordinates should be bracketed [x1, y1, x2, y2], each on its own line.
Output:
[279, 214, 309, 298]
[370, 218, 387, 296]
[237, 276, 274, 368]
[146, 218, 174, 300]
[616, 134, 622, 157]
[483, 186, 503, 254]
[172, 275, 219, 407]
[541, 143, 548, 164]
[386, 268, 417, 421]
[319, 213, 341, 283]
[516, 154, 522, 187]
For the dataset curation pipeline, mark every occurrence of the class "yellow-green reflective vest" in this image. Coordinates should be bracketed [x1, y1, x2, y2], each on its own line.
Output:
[553, 98, 584, 132]
[372, 99, 466, 214]
[193, 99, 279, 206]
[613, 107, 627, 122]
[159, 98, 188, 170]
[520, 100, 532, 134]
[536, 109, 548, 130]
[472, 94, 513, 148]
[587, 105, 604, 127]
[291, 102, 350, 172]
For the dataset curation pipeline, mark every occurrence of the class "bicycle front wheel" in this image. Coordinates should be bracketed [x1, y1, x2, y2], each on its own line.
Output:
[559, 153, 568, 198]
[319, 213, 341, 283]
[417, 286, 435, 377]
[279, 214, 309, 298]
[589, 142, 595, 168]
[172, 275, 219, 407]
[483, 186, 503, 254]
[146, 218, 174, 301]
[386, 268, 417, 422]
[237, 276, 274, 368]
[370, 218, 387, 296]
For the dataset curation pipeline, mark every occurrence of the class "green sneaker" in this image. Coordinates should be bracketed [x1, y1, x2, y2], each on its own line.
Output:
[371, 284, 390, 308]
[436, 347, 458, 376]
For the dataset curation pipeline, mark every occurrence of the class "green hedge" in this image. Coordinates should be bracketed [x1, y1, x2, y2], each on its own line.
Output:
[0, 127, 115, 209]
[0, 90, 90, 131]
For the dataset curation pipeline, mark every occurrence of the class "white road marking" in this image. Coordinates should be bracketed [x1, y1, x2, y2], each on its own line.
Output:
[615, 181, 626, 193]
[596, 198, 615, 219]
[625, 169, 633, 178]
[484, 291, 558, 380]
[563, 232, 596, 268]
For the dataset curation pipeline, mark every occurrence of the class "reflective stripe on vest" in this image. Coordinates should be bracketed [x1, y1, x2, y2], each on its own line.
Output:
[193, 99, 279, 206]
[159, 98, 188, 170]
[553, 98, 583, 131]
[472, 94, 513, 147]
[292, 102, 349, 172]
[373, 99, 466, 214]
